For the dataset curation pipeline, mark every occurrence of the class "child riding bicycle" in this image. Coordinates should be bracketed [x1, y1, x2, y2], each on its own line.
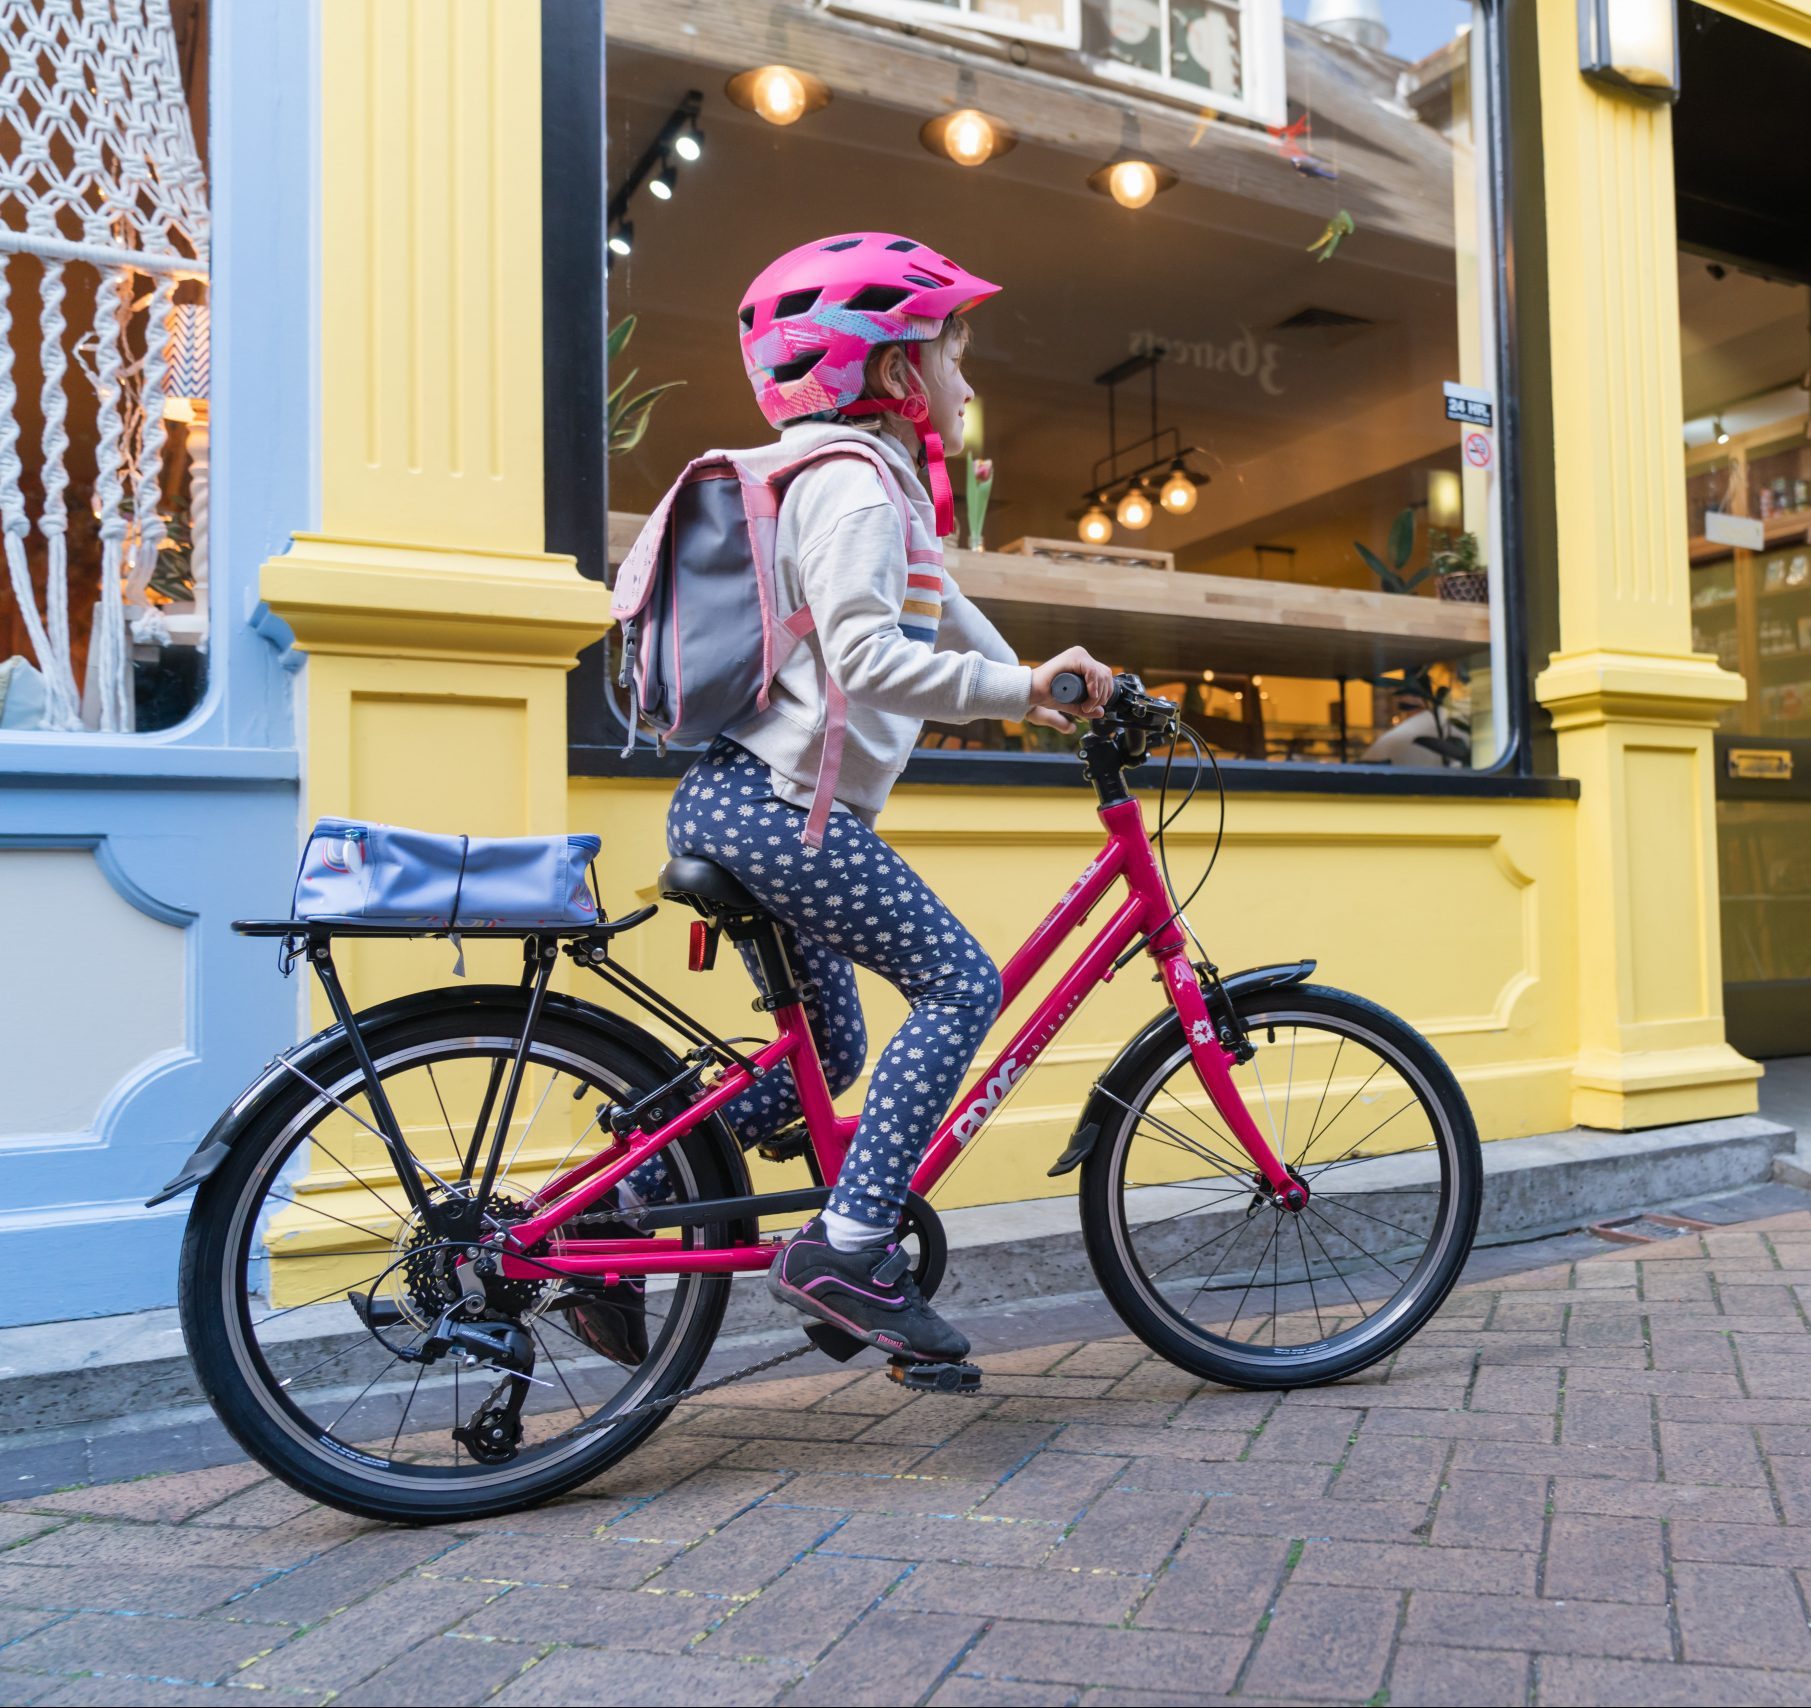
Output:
[594, 234, 1112, 1370]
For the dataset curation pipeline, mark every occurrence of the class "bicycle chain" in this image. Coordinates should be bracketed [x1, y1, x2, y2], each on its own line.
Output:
[599, 1337, 819, 1425]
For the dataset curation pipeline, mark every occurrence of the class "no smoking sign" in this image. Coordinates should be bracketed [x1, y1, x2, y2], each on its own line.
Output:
[1463, 431, 1494, 471]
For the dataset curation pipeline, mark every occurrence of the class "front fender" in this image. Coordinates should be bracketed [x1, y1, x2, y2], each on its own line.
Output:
[146, 986, 706, 1207]
[1046, 958, 1315, 1176]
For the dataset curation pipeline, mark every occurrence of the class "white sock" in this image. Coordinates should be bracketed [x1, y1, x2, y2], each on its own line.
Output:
[821, 1208, 891, 1252]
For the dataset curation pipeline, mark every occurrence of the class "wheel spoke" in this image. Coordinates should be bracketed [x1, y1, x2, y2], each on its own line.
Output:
[1308, 1192, 1427, 1242]
[1304, 1097, 1418, 1173]
[1296, 1217, 1325, 1340]
[1221, 1216, 1280, 1341]
[1305, 1203, 1409, 1286]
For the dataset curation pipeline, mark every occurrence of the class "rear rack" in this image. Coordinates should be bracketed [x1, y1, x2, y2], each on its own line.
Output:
[230, 908, 658, 942]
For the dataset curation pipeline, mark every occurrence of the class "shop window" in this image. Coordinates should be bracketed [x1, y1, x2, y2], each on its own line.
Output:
[834, 0, 1084, 53]
[599, 0, 1507, 773]
[1091, 0, 1284, 123]
[0, 0, 210, 737]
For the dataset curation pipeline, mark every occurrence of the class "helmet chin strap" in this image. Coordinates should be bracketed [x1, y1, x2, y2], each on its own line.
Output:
[842, 350, 956, 539]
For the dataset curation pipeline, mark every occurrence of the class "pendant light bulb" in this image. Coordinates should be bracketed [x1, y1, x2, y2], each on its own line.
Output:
[948, 109, 996, 166]
[1109, 159, 1159, 209]
[1117, 482, 1154, 531]
[1160, 463, 1198, 514]
[1079, 503, 1114, 546]
[753, 65, 806, 124]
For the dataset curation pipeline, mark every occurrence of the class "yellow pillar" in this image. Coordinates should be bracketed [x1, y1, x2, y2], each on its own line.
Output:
[254, 2, 611, 1296]
[1531, 0, 1757, 1128]
[262, 0, 608, 983]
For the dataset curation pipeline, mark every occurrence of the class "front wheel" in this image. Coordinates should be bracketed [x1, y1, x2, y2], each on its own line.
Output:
[1080, 984, 1481, 1389]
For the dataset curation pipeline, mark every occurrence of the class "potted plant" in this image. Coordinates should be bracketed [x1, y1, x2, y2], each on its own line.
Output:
[1355, 508, 1487, 604]
[608, 316, 683, 456]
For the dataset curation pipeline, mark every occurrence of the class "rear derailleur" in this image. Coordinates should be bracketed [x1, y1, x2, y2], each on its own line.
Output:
[348, 1287, 541, 1466]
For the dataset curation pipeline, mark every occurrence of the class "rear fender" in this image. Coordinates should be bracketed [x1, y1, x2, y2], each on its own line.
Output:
[147, 988, 723, 1206]
[1046, 959, 1316, 1176]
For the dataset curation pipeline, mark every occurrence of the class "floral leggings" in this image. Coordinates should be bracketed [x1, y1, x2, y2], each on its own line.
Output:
[625, 738, 1001, 1233]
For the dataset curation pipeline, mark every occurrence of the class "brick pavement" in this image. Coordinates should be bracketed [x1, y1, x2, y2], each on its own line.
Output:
[4, 1211, 1811, 1706]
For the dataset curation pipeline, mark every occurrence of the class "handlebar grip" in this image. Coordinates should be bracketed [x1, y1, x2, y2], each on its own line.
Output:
[1051, 671, 1088, 706]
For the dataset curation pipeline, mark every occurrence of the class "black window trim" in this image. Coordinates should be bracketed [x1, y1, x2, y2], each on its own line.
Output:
[551, 0, 1558, 801]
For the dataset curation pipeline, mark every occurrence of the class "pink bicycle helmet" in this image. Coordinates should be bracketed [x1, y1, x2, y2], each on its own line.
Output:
[738, 233, 999, 535]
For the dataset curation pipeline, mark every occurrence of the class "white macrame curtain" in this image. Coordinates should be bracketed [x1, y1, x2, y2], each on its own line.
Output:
[0, 0, 208, 732]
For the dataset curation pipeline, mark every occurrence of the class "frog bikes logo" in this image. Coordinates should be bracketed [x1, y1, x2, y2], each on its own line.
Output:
[950, 1056, 1023, 1147]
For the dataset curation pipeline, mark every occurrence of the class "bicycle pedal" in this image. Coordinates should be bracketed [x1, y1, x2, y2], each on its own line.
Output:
[886, 1358, 983, 1395]
[802, 1322, 866, 1363]
[755, 1123, 813, 1165]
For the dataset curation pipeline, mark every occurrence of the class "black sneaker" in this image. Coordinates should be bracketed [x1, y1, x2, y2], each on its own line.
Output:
[556, 1217, 648, 1366]
[767, 1217, 969, 1364]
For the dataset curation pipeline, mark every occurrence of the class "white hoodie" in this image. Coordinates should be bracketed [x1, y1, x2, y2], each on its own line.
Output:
[726, 421, 1034, 822]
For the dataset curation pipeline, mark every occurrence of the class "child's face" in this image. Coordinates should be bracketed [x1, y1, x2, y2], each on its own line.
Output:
[917, 332, 974, 454]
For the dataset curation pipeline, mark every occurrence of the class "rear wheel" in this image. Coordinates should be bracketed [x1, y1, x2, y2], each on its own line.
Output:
[178, 1002, 744, 1523]
[1081, 984, 1481, 1389]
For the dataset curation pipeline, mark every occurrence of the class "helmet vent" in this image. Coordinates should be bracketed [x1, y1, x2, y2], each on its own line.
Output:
[821, 238, 863, 251]
[738, 305, 756, 330]
[903, 272, 949, 288]
[770, 349, 827, 383]
[774, 288, 822, 319]
[885, 239, 918, 251]
[845, 285, 910, 314]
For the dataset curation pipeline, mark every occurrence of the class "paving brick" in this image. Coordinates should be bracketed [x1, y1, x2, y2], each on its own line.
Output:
[336, 1630, 534, 1705]
[606, 1470, 788, 1543]
[457, 1582, 722, 1649]
[1189, 1493, 1428, 1543]
[1660, 1420, 1767, 1486]
[929, 1677, 1078, 1706]
[1389, 1640, 1532, 1705]
[896, 1561, 1145, 1626]
[1054, 1425, 1246, 1461]
[1294, 1538, 1535, 1595]
[28, 1682, 246, 1708]
[215, 1528, 462, 1624]
[986, 1344, 1085, 1376]
[719, 1438, 930, 1476]
[1332, 1434, 1447, 1503]
[912, 1421, 1062, 1481]
[1051, 1343, 1146, 1379]
[784, 1608, 983, 1706]
[0, 1560, 271, 1618]
[1112, 1456, 1312, 1497]
[1431, 1470, 1547, 1551]
[239, 1574, 498, 1692]
[1670, 1521, 1811, 1567]
[21, 1464, 265, 1525]
[1102, 1364, 1207, 1404]
[1045, 1490, 1200, 1573]
[1560, 1392, 1653, 1448]
[961, 1620, 1244, 1693]
[1551, 1477, 1778, 1523]
[1243, 1583, 1400, 1700]
[0, 1610, 265, 1684]
[1132, 1532, 1289, 1632]
[703, 1553, 905, 1663]
[976, 1452, 1126, 1523]
[675, 1406, 875, 1442]
[1402, 1591, 1673, 1658]
[988, 1399, 1176, 1428]
[1243, 1407, 1361, 1462]
[775, 1473, 996, 1517]
[1673, 1561, 1811, 1669]
[1450, 1440, 1656, 1480]
[643, 1503, 843, 1597]
[856, 1395, 1008, 1445]
[1537, 1656, 1811, 1706]
[1358, 1406, 1554, 1443]
[1470, 1365, 1561, 1414]
[425, 1532, 682, 1591]
[491, 1645, 797, 1705]
[1542, 1514, 1666, 1603]
[821, 1513, 1061, 1567]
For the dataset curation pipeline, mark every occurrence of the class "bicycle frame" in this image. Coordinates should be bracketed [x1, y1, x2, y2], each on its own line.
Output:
[494, 794, 1300, 1285]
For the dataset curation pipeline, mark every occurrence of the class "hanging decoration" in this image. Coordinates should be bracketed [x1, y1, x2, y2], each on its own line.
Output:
[0, 0, 210, 732]
[1307, 208, 1356, 263]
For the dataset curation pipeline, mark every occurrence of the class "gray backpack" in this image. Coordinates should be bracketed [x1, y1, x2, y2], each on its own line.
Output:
[611, 438, 913, 846]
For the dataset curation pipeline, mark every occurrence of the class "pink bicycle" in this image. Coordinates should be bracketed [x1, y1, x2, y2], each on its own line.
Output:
[169, 675, 1481, 1523]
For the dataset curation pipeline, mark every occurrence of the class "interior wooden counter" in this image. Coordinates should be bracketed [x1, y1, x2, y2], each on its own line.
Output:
[609, 514, 1490, 680]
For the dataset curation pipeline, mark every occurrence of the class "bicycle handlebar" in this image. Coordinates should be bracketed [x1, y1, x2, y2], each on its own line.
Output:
[1051, 671, 1177, 726]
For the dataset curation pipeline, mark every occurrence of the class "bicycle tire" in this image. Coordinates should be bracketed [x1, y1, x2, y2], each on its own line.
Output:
[1080, 983, 1482, 1390]
[178, 997, 748, 1524]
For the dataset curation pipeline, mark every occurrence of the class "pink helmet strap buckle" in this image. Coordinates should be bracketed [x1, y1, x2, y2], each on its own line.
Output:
[843, 391, 955, 538]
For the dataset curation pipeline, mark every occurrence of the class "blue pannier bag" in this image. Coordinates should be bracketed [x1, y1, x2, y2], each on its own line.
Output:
[292, 818, 601, 940]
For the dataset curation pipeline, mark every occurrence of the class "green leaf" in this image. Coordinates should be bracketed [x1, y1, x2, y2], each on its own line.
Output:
[1401, 566, 1437, 592]
[609, 380, 684, 455]
[1354, 541, 1406, 594]
[1388, 507, 1415, 571]
[606, 366, 640, 411]
[607, 315, 637, 364]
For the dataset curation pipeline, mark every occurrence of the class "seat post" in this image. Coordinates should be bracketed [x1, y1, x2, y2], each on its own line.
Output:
[722, 912, 804, 1009]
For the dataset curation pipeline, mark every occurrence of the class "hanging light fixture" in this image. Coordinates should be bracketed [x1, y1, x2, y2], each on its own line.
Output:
[607, 221, 634, 260]
[1117, 480, 1155, 531]
[921, 107, 1016, 168]
[1159, 458, 1199, 514]
[673, 115, 705, 163]
[1078, 498, 1114, 546]
[1714, 416, 1730, 445]
[648, 160, 677, 201]
[727, 64, 832, 127]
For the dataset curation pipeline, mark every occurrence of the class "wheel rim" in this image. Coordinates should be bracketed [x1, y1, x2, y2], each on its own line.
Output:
[217, 1035, 714, 1492]
[1105, 1005, 1466, 1372]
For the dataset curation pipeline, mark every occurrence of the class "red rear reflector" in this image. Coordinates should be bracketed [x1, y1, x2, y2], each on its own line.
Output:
[689, 920, 710, 971]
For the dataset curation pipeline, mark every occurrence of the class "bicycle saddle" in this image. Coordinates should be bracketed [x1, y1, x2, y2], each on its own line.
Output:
[657, 855, 767, 918]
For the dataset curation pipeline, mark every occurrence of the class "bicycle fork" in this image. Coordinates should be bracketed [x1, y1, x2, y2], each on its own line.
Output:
[1154, 948, 1308, 1211]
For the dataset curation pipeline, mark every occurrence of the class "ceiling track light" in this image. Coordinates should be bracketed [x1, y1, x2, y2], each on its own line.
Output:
[726, 63, 832, 127]
[607, 220, 634, 260]
[606, 90, 706, 233]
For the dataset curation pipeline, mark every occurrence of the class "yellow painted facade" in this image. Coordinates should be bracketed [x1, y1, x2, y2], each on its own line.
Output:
[256, 0, 1797, 1281]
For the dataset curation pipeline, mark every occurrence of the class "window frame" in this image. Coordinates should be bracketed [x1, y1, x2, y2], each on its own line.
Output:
[830, 0, 1084, 53]
[566, 0, 1541, 792]
[1087, 0, 1288, 129]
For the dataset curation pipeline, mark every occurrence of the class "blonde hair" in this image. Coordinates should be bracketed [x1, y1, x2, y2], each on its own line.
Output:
[856, 317, 970, 408]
